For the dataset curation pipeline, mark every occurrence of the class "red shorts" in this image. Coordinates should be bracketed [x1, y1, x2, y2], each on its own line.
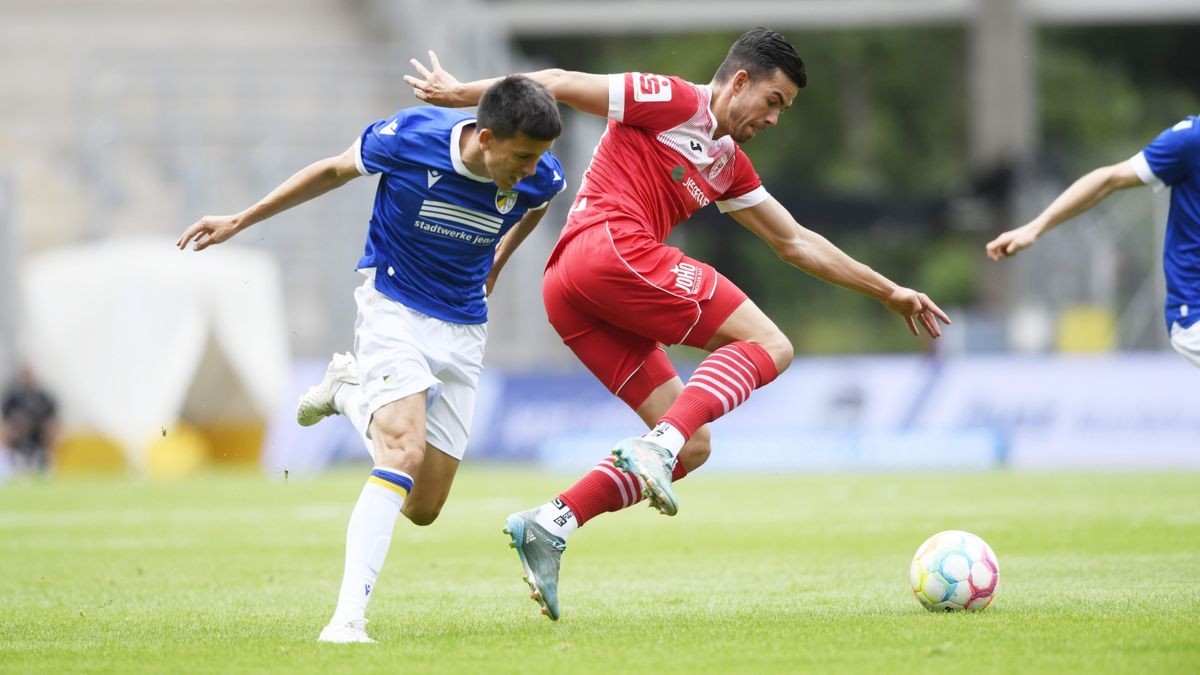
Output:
[543, 221, 748, 409]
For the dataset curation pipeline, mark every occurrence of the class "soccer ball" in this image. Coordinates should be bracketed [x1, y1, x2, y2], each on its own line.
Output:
[909, 530, 999, 611]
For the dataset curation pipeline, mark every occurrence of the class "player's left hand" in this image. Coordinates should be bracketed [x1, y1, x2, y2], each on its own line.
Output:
[404, 51, 467, 107]
[177, 215, 240, 251]
[986, 223, 1040, 261]
[883, 287, 951, 339]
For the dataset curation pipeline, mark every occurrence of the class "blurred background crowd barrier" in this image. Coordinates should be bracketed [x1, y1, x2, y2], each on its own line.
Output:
[268, 353, 1198, 477]
[1, 0, 1196, 477]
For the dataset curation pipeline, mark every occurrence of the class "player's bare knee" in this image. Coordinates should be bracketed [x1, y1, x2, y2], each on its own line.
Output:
[753, 331, 793, 374]
[773, 342, 794, 374]
[678, 427, 711, 472]
[401, 502, 441, 526]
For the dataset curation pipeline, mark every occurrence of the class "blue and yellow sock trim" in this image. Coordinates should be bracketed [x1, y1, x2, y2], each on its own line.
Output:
[368, 468, 414, 498]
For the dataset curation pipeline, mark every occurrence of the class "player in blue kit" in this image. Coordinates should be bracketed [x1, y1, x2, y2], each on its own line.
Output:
[987, 115, 1200, 366]
[177, 76, 566, 643]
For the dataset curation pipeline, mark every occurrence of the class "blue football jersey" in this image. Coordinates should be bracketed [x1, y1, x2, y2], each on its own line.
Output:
[1132, 115, 1200, 332]
[354, 107, 566, 323]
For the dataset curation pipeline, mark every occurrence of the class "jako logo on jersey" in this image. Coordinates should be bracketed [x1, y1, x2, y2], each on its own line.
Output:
[495, 189, 518, 214]
[633, 73, 672, 102]
[380, 120, 398, 136]
[671, 262, 703, 295]
[427, 169, 443, 188]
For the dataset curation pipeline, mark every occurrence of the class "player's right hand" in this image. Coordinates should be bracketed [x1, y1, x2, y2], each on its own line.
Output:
[177, 215, 240, 251]
[986, 223, 1039, 261]
[404, 51, 468, 107]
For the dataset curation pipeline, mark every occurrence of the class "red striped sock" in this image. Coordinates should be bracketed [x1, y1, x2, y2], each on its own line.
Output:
[558, 456, 689, 526]
[660, 341, 778, 439]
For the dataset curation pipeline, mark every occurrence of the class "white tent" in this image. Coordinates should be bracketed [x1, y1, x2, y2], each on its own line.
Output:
[20, 236, 290, 471]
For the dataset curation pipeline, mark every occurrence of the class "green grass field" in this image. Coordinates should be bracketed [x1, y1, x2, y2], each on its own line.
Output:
[1, 468, 1197, 674]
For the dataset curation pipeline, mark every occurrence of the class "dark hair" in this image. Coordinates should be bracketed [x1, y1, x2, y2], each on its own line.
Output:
[713, 27, 806, 89]
[476, 75, 562, 142]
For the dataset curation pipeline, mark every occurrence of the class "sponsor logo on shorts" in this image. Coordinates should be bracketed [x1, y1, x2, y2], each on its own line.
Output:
[671, 261, 703, 295]
[381, 367, 397, 386]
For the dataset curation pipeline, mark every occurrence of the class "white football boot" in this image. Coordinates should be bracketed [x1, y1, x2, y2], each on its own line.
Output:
[317, 618, 375, 644]
[297, 352, 358, 427]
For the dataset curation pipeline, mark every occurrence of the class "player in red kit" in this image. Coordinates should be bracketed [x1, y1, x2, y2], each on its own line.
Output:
[407, 28, 950, 620]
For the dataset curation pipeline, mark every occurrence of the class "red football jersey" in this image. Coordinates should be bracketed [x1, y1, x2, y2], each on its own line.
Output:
[558, 72, 769, 246]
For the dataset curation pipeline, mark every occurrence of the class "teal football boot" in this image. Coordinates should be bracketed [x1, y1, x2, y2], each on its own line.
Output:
[504, 510, 566, 621]
[611, 438, 678, 516]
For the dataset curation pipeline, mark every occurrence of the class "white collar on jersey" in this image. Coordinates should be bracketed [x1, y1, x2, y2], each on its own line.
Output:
[698, 84, 720, 139]
[450, 119, 494, 183]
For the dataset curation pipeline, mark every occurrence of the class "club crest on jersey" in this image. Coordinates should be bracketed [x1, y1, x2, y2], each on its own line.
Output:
[708, 153, 731, 179]
[495, 189, 518, 214]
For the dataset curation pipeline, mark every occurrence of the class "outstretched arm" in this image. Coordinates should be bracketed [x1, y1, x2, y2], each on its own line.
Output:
[486, 206, 549, 296]
[177, 143, 361, 251]
[985, 160, 1144, 261]
[404, 51, 610, 118]
[731, 196, 950, 338]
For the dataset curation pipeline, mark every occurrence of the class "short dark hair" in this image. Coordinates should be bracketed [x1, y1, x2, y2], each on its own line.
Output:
[476, 75, 562, 142]
[713, 27, 806, 89]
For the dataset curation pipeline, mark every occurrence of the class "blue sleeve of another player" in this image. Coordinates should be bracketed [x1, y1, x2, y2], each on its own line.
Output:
[357, 111, 413, 176]
[531, 155, 568, 210]
[1141, 118, 1199, 187]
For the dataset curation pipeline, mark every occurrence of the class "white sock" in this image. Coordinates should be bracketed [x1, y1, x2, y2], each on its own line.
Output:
[642, 422, 686, 458]
[334, 383, 375, 458]
[329, 467, 412, 625]
[533, 498, 579, 540]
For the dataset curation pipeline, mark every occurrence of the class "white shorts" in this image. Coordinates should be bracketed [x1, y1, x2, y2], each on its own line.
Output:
[1170, 321, 1200, 368]
[353, 270, 487, 460]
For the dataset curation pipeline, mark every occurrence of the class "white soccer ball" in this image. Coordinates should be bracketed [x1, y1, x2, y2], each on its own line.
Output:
[909, 530, 999, 611]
